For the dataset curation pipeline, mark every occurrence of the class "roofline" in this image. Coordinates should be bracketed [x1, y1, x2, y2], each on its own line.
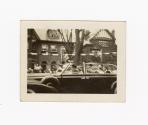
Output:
[37, 40, 75, 44]
[33, 29, 40, 40]
[90, 37, 114, 42]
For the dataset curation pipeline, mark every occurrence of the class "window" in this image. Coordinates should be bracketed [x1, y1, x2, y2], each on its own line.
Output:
[60, 46, 66, 54]
[50, 45, 57, 53]
[41, 44, 48, 55]
[47, 29, 60, 40]
[91, 49, 102, 57]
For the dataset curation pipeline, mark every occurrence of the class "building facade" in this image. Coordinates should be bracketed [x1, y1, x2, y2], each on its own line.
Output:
[80, 29, 117, 64]
[27, 29, 73, 69]
[27, 29, 117, 69]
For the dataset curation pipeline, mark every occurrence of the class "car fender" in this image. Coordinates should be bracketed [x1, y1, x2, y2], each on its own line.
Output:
[27, 83, 58, 93]
[40, 76, 61, 89]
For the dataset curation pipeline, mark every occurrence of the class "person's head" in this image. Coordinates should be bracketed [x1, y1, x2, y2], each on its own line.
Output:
[51, 61, 56, 65]
[88, 64, 93, 67]
[72, 64, 77, 69]
[102, 66, 106, 71]
[62, 61, 65, 65]
[99, 64, 103, 68]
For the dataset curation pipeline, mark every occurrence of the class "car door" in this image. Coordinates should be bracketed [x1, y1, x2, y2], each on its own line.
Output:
[60, 64, 86, 93]
[84, 63, 117, 93]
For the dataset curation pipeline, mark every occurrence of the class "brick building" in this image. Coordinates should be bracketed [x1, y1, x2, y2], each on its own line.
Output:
[80, 29, 117, 64]
[27, 29, 73, 69]
[27, 29, 117, 69]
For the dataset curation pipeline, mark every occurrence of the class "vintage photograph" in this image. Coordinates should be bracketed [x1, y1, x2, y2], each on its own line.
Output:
[21, 21, 126, 102]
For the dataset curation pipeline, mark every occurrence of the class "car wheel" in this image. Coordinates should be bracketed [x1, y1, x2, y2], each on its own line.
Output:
[47, 85, 59, 93]
[46, 82, 53, 87]
[45, 82, 59, 92]
[27, 89, 35, 93]
[28, 83, 59, 93]
[41, 77, 60, 90]
[111, 81, 117, 94]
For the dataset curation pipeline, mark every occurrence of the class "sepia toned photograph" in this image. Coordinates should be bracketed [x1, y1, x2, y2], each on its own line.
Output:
[20, 20, 126, 102]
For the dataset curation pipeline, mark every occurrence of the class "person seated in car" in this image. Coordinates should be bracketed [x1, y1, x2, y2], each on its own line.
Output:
[56, 64, 64, 73]
[105, 67, 111, 74]
[44, 66, 51, 73]
[51, 61, 58, 74]
[62, 61, 69, 69]
[71, 64, 82, 74]
[98, 64, 105, 74]
[87, 64, 103, 73]
[27, 67, 33, 73]
[34, 64, 42, 73]
[71, 64, 78, 73]
[87, 64, 95, 73]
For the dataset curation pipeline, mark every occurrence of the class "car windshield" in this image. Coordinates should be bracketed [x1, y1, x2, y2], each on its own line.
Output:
[63, 64, 84, 75]
[85, 63, 117, 74]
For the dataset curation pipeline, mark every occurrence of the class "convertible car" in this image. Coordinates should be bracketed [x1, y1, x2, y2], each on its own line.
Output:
[27, 63, 117, 94]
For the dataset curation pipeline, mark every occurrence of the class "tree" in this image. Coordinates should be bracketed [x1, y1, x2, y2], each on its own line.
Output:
[57, 29, 74, 60]
[74, 29, 90, 65]
[58, 29, 90, 65]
